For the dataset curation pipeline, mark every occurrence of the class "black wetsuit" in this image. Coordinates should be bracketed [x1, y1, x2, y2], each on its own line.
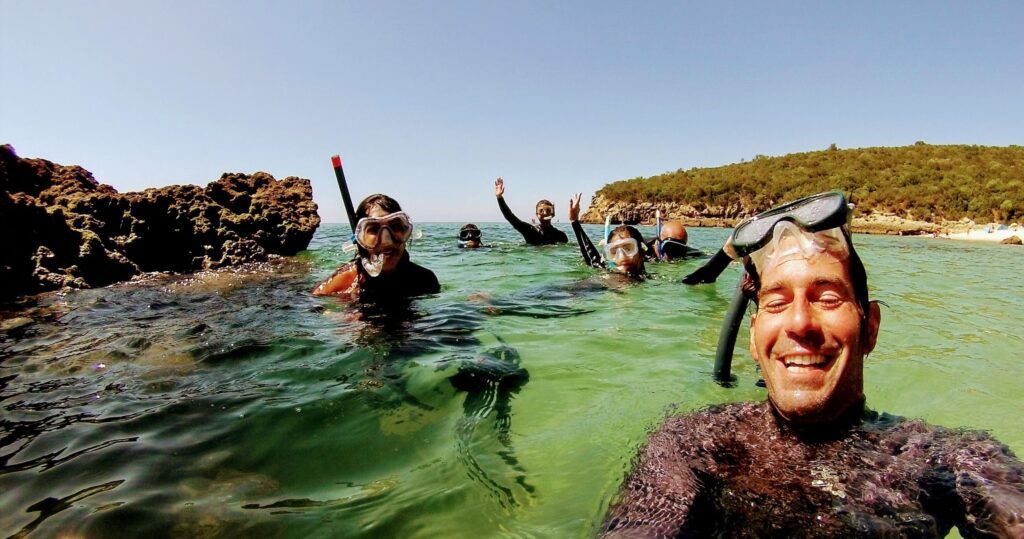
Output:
[360, 251, 439, 299]
[571, 221, 605, 269]
[497, 196, 568, 245]
[602, 401, 1024, 538]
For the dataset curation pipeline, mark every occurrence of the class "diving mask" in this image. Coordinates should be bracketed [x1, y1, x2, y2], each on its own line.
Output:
[604, 237, 639, 261]
[354, 211, 413, 249]
[731, 191, 850, 257]
[657, 238, 687, 259]
[536, 204, 555, 220]
[459, 228, 481, 241]
[747, 221, 849, 274]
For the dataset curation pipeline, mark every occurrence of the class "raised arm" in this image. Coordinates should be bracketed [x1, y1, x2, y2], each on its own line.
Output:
[569, 193, 602, 268]
[494, 177, 534, 236]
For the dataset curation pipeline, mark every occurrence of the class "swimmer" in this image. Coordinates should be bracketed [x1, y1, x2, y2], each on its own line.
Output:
[312, 194, 439, 299]
[603, 192, 1024, 537]
[458, 223, 484, 249]
[494, 177, 568, 245]
[568, 193, 647, 278]
[648, 218, 703, 261]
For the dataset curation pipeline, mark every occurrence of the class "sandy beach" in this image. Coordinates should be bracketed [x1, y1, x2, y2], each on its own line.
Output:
[941, 227, 1023, 243]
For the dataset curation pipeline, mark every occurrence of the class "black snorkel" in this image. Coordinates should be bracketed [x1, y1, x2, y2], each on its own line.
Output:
[331, 154, 358, 234]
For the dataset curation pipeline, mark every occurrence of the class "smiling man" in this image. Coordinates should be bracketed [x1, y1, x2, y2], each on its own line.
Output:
[601, 193, 1024, 538]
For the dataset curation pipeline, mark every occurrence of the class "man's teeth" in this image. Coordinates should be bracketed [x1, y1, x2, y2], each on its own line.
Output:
[784, 355, 829, 368]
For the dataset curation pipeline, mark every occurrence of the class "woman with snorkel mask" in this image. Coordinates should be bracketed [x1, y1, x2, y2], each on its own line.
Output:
[568, 193, 648, 279]
[312, 194, 439, 299]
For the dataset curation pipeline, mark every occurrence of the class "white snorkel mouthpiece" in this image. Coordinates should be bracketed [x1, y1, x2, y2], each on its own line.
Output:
[361, 252, 386, 277]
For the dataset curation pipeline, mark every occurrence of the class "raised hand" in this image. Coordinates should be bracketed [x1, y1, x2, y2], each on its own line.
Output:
[494, 177, 505, 198]
[568, 192, 582, 222]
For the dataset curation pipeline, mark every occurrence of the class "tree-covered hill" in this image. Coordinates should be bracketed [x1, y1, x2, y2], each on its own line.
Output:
[597, 143, 1023, 223]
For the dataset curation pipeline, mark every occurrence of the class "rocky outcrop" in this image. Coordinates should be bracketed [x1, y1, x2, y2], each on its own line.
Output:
[579, 194, 944, 235]
[1002, 235, 1023, 245]
[0, 144, 320, 300]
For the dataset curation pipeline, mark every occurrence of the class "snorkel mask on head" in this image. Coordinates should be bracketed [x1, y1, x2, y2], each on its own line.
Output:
[353, 211, 414, 276]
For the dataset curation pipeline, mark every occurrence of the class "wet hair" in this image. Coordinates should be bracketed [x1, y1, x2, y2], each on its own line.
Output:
[535, 199, 555, 211]
[743, 230, 871, 317]
[356, 194, 402, 220]
[460, 223, 479, 232]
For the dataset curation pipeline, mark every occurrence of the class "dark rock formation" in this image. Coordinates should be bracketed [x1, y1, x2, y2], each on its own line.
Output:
[0, 144, 320, 300]
[1002, 235, 1022, 245]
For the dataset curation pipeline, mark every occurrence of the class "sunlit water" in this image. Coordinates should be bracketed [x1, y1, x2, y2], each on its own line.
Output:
[2, 223, 1022, 537]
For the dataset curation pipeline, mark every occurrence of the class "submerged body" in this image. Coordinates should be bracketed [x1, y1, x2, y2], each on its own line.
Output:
[603, 401, 1024, 537]
[312, 253, 438, 300]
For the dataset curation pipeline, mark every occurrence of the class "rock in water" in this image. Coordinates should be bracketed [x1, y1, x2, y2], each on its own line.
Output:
[1001, 235, 1022, 245]
[0, 144, 320, 300]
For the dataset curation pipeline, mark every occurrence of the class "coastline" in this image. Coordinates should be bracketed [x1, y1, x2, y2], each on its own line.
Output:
[579, 196, 1021, 244]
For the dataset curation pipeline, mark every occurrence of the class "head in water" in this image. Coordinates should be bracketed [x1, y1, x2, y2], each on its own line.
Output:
[606, 225, 646, 276]
[535, 199, 555, 226]
[658, 221, 690, 260]
[746, 222, 880, 425]
[355, 194, 411, 276]
[459, 223, 482, 248]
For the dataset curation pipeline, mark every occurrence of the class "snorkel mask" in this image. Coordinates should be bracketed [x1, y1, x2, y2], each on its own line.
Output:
[604, 237, 641, 272]
[458, 227, 481, 241]
[353, 211, 414, 276]
[683, 191, 852, 285]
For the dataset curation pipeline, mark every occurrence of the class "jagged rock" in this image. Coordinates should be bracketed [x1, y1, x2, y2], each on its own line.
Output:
[0, 144, 320, 300]
[579, 194, 942, 235]
[1002, 235, 1022, 245]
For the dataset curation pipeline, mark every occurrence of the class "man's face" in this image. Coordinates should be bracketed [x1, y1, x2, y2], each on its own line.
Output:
[749, 250, 879, 424]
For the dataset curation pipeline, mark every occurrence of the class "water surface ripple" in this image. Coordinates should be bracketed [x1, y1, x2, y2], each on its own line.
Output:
[1, 223, 1021, 537]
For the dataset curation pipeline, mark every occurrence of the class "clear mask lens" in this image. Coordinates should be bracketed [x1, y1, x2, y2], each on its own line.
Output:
[604, 238, 639, 260]
[748, 221, 849, 273]
[459, 229, 481, 241]
[537, 206, 554, 219]
[355, 211, 413, 249]
[732, 192, 849, 256]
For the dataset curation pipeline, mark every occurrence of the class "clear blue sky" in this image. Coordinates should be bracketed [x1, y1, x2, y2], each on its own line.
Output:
[2, 1, 1021, 223]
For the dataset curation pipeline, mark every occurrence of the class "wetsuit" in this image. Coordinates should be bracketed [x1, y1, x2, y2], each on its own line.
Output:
[571, 221, 604, 269]
[497, 196, 568, 245]
[602, 400, 1024, 538]
[312, 251, 440, 300]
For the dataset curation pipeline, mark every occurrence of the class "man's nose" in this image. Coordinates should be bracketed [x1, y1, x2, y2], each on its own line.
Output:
[785, 297, 821, 339]
[378, 227, 395, 246]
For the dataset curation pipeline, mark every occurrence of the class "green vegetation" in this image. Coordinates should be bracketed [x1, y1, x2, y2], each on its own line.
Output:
[598, 144, 1024, 223]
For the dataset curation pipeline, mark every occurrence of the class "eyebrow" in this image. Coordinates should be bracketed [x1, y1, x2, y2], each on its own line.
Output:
[759, 277, 852, 297]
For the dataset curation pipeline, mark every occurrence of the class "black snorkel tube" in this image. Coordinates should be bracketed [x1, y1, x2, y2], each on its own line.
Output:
[331, 154, 358, 233]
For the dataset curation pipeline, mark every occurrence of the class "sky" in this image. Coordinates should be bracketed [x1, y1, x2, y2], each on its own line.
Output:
[2, 1, 1022, 223]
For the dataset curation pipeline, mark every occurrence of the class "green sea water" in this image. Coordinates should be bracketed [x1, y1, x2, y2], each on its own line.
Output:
[1, 222, 1021, 537]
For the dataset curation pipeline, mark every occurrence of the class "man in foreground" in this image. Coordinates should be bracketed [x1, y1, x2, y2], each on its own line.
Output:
[602, 192, 1024, 537]
[494, 177, 568, 245]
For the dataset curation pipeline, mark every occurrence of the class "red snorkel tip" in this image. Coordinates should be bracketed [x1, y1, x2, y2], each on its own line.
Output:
[331, 155, 342, 168]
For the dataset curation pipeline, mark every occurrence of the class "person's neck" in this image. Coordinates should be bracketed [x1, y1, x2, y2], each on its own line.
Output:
[768, 398, 867, 439]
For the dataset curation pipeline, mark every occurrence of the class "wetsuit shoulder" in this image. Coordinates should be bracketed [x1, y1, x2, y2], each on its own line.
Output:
[312, 260, 360, 296]
[400, 259, 441, 295]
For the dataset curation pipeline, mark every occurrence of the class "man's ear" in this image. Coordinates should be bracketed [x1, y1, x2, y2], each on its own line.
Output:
[863, 301, 881, 355]
[748, 313, 759, 362]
